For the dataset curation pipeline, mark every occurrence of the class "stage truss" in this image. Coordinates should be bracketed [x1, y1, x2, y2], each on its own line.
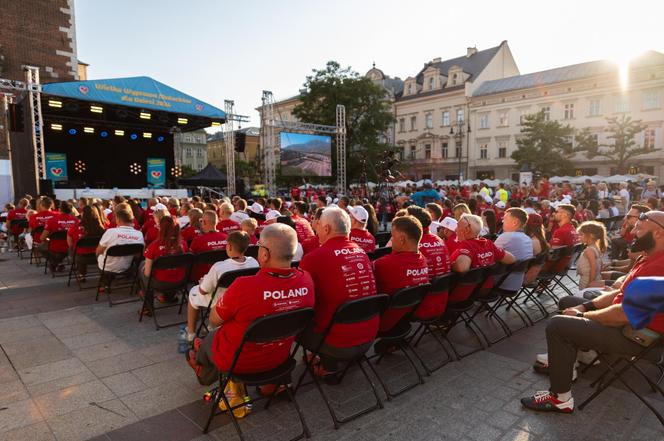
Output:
[260, 91, 346, 196]
[224, 100, 236, 195]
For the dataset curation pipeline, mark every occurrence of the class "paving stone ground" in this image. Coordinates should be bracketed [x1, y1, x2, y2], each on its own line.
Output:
[0, 250, 662, 441]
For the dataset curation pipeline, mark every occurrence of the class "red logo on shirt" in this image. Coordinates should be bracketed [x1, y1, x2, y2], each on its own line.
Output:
[151, 170, 162, 179]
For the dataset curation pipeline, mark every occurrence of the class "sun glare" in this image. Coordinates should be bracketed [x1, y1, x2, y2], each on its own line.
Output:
[612, 54, 632, 91]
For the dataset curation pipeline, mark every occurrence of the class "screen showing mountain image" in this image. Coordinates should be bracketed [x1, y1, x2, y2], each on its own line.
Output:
[280, 132, 332, 177]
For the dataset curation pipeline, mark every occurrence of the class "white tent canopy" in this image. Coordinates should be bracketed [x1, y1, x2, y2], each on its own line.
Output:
[549, 174, 656, 184]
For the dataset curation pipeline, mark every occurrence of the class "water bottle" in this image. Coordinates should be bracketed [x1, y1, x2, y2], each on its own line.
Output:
[177, 324, 189, 354]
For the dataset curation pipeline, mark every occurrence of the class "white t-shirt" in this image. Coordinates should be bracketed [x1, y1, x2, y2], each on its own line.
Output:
[97, 226, 145, 273]
[230, 211, 250, 224]
[294, 242, 304, 262]
[198, 256, 259, 300]
[619, 189, 630, 211]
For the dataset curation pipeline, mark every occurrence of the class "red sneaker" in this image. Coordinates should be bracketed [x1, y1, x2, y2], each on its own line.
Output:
[521, 391, 574, 413]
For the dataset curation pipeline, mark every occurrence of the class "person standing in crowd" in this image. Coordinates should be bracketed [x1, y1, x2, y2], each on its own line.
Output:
[96, 204, 144, 276]
[299, 207, 378, 377]
[411, 180, 441, 207]
[575, 221, 607, 290]
[640, 180, 661, 201]
[67, 205, 106, 282]
[618, 181, 631, 214]
[185, 231, 259, 342]
[521, 210, 664, 414]
[494, 208, 534, 291]
[349, 205, 376, 253]
[187, 224, 314, 388]
[495, 183, 509, 204]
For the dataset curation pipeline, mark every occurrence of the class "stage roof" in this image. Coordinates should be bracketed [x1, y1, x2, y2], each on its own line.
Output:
[41, 76, 225, 120]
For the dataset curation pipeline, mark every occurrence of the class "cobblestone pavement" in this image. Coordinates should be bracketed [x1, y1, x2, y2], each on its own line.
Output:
[0, 251, 662, 441]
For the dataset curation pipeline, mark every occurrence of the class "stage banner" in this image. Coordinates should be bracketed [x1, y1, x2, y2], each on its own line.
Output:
[147, 158, 166, 188]
[46, 153, 68, 181]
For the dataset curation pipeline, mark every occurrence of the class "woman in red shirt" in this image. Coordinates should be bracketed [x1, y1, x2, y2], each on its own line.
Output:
[140, 216, 189, 304]
[67, 206, 106, 282]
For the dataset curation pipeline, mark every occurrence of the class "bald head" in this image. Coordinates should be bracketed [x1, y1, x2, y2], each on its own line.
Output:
[259, 223, 297, 265]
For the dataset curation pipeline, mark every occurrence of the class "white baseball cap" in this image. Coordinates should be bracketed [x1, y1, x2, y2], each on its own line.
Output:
[248, 202, 263, 214]
[440, 217, 458, 232]
[265, 210, 281, 221]
[429, 221, 442, 235]
[153, 203, 167, 211]
[495, 201, 506, 209]
[484, 194, 493, 204]
[349, 205, 369, 223]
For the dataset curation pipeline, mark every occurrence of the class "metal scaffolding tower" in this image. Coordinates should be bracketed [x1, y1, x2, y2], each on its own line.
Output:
[25, 67, 46, 191]
[224, 100, 236, 195]
[335, 104, 346, 194]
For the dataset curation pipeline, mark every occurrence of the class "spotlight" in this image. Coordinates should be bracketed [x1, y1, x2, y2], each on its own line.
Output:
[51, 123, 62, 131]
[100, 131, 109, 138]
[129, 162, 143, 175]
[68, 128, 77, 135]
[74, 160, 86, 173]
[211, 121, 221, 127]
[48, 100, 62, 108]
[157, 136, 165, 142]
[83, 127, 94, 134]
[170, 166, 182, 178]
[130, 133, 138, 140]
[140, 112, 151, 120]
[90, 105, 103, 113]
[114, 130, 125, 136]
[177, 117, 188, 125]
[143, 132, 152, 139]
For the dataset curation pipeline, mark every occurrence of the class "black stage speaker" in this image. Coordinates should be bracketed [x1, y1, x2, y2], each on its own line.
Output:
[39, 179, 54, 198]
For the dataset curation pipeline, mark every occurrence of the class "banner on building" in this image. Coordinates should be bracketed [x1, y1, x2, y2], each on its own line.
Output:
[147, 158, 166, 188]
[46, 153, 68, 181]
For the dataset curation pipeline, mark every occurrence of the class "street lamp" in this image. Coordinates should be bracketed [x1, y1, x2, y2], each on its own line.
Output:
[449, 121, 471, 184]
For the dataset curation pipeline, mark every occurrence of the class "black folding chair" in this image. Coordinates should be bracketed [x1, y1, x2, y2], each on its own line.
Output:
[367, 246, 392, 261]
[512, 252, 551, 323]
[294, 294, 390, 429]
[67, 236, 101, 289]
[368, 283, 430, 399]
[43, 230, 69, 277]
[521, 247, 565, 309]
[409, 273, 456, 374]
[96, 243, 144, 306]
[9, 218, 28, 257]
[202, 307, 315, 440]
[195, 266, 261, 338]
[464, 264, 511, 346]
[551, 243, 585, 295]
[190, 249, 229, 282]
[244, 245, 259, 259]
[374, 232, 391, 248]
[29, 225, 45, 265]
[579, 340, 664, 426]
[139, 253, 195, 330]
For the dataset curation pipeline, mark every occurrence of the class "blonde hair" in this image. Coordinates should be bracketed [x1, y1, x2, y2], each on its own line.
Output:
[241, 217, 258, 231]
[577, 221, 607, 253]
[453, 203, 471, 220]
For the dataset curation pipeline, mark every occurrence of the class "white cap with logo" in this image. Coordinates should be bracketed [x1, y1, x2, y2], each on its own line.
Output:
[349, 205, 369, 223]
[440, 216, 458, 232]
[265, 210, 281, 222]
[248, 202, 264, 214]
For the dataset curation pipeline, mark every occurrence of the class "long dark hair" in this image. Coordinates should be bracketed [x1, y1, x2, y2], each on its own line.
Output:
[525, 223, 549, 255]
[482, 209, 497, 235]
[80, 205, 106, 237]
[158, 216, 183, 254]
[363, 203, 379, 235]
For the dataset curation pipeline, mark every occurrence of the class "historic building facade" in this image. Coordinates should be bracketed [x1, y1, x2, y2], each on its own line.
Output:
[207, 127, 260, 170]
[178, 129, 208, 172]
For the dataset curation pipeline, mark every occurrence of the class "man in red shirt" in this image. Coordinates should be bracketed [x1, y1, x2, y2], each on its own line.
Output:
[291, 201, 315, 243]
[537, 175, 552, 200]
[374, 215, 429, 332]
[301, 207, 324, 256]
[438, 217, 459, 255]
[7, 198, 29, 241]
[349, 205, 376, 253]
[188, 223, 315, 386]
[450, 214, 515, 302]
[189, 210, 229, 281]
[299, 207, 378, 375]
[522, 210, 664, 414]
[216, 202, 240, 234]
[548, 204, 580, 272]
[29, 197, 57, 247]
[41, 201, 79, 271]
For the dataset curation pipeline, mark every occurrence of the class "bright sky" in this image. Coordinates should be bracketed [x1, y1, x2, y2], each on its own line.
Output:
[75, 0, 664, 127]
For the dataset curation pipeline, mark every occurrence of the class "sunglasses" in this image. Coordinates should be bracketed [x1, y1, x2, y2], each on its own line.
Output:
[639, 212, 664, 230]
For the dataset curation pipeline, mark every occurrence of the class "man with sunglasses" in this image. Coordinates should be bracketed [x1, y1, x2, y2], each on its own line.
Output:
[521, 210, 664, 414]
[609, 204, 650, 260]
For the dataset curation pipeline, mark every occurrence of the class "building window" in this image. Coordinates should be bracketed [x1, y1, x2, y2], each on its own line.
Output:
[425, 144, 432, 159]
[441, 142, 448, 158]
[541, 106, 550, 121]
[425, 114, 433, 129]
[455, 141, 462, 158]
[185, 147, 193, 157]
[428, 77, 435, 90]
[564, 103, 575, 119]
[442, 111, 450, 126]
[409, 145, 416, 159]
[498, 110, 509, 127]
[479, 113, 489, 129]
[644, 128, 656, 150]
[479, 143, 488, 159]
[644, 90, 660, 110]
[588, 99, 601, 116]
[452, 73, 458, 86]
[410, 116, 417, 131]
[616, 95, 629, 113]
[456, 109, 464, 123]
[519, 110, 529, 125]
[498, 140, 507, 158]
[399, 118, 405, 133]
[407, 84, 413, 95]
[398, 149, 404, 161]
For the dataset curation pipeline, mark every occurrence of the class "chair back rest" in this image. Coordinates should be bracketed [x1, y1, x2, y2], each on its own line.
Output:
[49, 230, 68, 241]
[332, 294, 390, 325]
[474, 264, 505, 297]
[244, 245, 259, 259]
[76, 236, 101, 249]
[546, 247, 563, 262]
[217, 267, 260, 289]
[32, 225, 44, 234]
[10, 219, 29, 228]
[368, 246, 392, 261]
[194, 249, 228, 266]
[107, 243, 144, 257]
[449, 266, 486, 302]
[531, 251, 547, 266]
[430, 272, 454, 293]
[494, 259, 532, 290]
[244, 308, 315, 343]
[374, 232, 391, 248]
[387, 283, 430, 310]
[152, 252, 195, 271]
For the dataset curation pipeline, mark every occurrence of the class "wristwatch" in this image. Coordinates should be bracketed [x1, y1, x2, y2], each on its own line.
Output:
[575, 312, 585, 318]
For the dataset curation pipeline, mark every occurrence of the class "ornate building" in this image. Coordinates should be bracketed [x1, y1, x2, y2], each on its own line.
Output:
[207, 127, 260, 170]
[177, 129, 208, 171]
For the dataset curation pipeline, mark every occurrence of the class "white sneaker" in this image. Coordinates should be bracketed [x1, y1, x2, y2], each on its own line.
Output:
[186, 332, 196, 343]
[577, 350, 599, 365]
[536, 353, 548, 365]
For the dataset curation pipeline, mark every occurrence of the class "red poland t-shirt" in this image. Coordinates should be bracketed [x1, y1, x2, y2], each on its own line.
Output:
[300, 236, 378, 348]
[301, 235, 320, 256]
[189, 231, 228, 280]
[549, 222, 579, 272]
[29, 210, 57, 243]
[181, 225, 200, 244]
[213, 267, 315, 373]
[45, 213, 79, 253]
[349, 228, 377, 253]
[292, 215, 315, 243]
[7, 208, 27, 235]
[373, 251, 429, 332]
[216, 218, 240, 235]
[449, 238, 506, 303]
[144, 240, 189, 283]
[415, 233, 451, 320]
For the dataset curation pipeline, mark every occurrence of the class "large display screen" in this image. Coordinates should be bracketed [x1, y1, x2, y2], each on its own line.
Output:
[280, 132, 332, 177]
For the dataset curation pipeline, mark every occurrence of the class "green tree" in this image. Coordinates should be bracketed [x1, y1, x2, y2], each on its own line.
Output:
[575, 115, 651, 174]
[180, 165, 197, 178]
[292, 61, 395, 183]
[511, 111, 574, 175]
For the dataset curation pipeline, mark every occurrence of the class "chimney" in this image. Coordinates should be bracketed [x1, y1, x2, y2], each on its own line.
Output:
[432, 57, 442, 63]
[467, 47, 478, 57]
